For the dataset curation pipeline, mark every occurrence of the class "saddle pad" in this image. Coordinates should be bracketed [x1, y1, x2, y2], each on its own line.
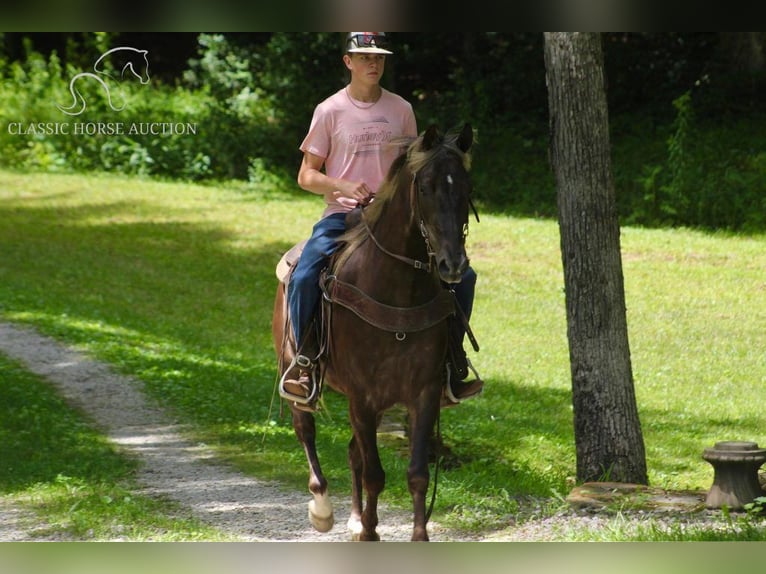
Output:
[276, 239, 308, 283]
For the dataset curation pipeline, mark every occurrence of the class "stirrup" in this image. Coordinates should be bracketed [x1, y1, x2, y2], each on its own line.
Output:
[444, 358, 483, 405]
[279, 354, 319, 406]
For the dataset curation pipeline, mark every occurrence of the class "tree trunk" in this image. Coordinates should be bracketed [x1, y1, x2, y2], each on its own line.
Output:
[543, 32, 648, 485]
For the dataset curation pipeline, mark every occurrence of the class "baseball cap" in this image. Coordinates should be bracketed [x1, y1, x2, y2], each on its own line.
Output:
[346, 32, 393, 55]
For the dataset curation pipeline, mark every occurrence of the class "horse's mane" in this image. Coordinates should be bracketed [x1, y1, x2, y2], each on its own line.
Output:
[332, 127, 473, 273]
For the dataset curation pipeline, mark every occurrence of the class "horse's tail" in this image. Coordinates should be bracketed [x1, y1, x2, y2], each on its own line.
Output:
[57, 72, 125, 116]
[56, 74, 88, 116]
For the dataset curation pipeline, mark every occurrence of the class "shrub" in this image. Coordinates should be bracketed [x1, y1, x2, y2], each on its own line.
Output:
[628, 91, 766, 231]
[0, 37, 292, 182]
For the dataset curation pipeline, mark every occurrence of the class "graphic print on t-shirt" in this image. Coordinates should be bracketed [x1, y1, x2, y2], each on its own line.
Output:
[348, 116, 393, 157]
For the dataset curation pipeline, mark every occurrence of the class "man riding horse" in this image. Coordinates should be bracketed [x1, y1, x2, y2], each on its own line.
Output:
[279, 32, 483, 412]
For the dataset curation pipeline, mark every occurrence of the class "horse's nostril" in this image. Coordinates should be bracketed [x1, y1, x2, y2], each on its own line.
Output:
[438, 260, 463, 283]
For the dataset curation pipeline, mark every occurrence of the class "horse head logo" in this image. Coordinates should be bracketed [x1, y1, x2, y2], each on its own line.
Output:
[57, 47, 151, 116]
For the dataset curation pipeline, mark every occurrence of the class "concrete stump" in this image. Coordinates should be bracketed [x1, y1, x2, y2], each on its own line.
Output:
[702, 441, 766, 510]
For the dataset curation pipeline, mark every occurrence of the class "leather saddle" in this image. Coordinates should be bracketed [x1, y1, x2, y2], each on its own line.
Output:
[276, 239, 307, 284]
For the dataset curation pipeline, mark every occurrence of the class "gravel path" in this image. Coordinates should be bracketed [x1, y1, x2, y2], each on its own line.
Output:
[0, 321, 465, 542]
[1, 321, 743, 543]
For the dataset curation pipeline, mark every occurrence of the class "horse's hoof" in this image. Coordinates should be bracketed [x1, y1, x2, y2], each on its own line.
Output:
[308, 500, 334, 533]
[348, 518, 380, 542]
[348, 516, 363, 540]
[357, 531, 380, 542]
[309, 511, 334, 533]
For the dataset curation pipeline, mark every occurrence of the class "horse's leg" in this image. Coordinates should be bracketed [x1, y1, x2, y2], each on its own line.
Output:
[346, 435, 364, 537]
[273, 282, 332, 530]
[290, 406, 334, 532]
[406, 399, 440, 541]
[348, 404, 384, 541]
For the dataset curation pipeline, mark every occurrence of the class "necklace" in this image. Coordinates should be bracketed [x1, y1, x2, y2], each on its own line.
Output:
[345, 86, 381, 109]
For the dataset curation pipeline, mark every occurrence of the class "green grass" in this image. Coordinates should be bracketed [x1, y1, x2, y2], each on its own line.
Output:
[543, 514, 766, 542]
[0, 353, 232, 540]
[1, 169, 765, 538]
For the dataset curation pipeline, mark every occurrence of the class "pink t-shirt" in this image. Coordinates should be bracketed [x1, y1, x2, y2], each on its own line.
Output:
[300, 86, 418, 217]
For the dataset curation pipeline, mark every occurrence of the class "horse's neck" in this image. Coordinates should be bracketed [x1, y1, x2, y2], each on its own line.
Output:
[350, 174, 437, 304]
[376, 173, 428, 263]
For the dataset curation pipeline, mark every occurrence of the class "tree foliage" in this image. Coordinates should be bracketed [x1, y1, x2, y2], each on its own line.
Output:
[2, 32, 765, 230]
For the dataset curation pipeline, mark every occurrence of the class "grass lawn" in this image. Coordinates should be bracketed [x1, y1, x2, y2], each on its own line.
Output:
[1, 169, 764, 534]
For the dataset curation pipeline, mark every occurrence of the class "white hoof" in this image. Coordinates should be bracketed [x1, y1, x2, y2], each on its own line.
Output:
[308, 495, 334, 533]
[347, 516, 363, 541]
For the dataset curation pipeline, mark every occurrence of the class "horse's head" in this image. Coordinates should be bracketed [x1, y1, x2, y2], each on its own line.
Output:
[131, 49, 151, 84]
[408, 123, 475, 284]
[94, 47, 151, 85]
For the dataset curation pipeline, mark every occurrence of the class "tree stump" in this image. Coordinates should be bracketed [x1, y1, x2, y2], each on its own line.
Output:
[702, 441, 766, 510]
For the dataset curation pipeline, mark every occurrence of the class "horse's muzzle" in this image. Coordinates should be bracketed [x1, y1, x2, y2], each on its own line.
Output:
[437, 254, 469, 284]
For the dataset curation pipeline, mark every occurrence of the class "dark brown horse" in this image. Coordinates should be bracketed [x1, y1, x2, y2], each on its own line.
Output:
[272, 124, 475, 541]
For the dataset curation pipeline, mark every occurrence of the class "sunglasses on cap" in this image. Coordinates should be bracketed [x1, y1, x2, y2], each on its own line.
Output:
[346, 33, 391, 52]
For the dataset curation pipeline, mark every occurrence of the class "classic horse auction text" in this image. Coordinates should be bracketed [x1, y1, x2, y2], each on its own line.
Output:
[7, 122, 198, 136]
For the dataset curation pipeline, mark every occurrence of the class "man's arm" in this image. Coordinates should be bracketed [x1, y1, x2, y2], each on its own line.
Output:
[297, 151, 373, 205]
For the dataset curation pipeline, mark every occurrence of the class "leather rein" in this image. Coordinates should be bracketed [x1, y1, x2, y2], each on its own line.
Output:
[361, 173, 480, 274]
[361, 174, 435, 273]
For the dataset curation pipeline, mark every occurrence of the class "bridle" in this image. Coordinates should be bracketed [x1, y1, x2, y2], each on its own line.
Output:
[360, 171, 479, 274]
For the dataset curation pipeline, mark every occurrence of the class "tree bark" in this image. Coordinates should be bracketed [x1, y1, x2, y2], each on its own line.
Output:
[543, 32, 648, 485]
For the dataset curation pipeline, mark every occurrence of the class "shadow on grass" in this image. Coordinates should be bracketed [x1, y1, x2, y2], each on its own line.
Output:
[2, 187, 756, 507]
[0, 195, 293, 452]
[0, 194, 572, 501]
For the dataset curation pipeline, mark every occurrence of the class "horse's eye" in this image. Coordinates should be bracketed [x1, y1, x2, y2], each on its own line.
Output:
[418, 180, 434, 194]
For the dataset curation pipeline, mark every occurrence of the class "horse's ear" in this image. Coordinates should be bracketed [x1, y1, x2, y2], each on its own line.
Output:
[457, 123, 473, 153]
[421, 125, 441, 151]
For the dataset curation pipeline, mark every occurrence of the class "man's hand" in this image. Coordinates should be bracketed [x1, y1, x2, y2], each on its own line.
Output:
[334, 180, 373, 205]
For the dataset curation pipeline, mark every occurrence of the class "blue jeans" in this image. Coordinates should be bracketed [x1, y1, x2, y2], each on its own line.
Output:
[287, 212, 477, 352]
[288, 214, 348, 351]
